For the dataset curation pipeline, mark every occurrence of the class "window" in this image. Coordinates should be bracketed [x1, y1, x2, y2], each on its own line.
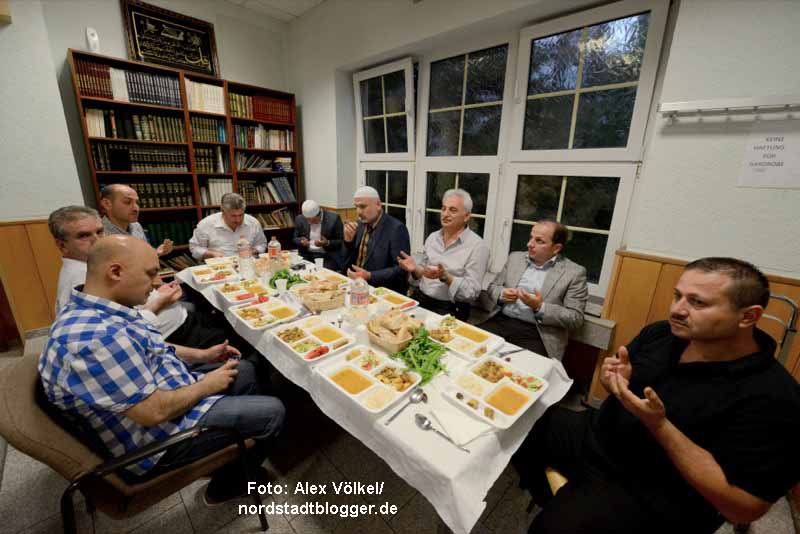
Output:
[510, 0, 668, 161]
[365, 168, 411, 226]
[426, 45, 508, 156]
[354, 58, 415, 161]
[424, 171, 490, 238]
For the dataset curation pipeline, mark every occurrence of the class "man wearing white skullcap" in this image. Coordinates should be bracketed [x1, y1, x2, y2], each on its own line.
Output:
[340, 186, 410, 294]
[292, 199, 343, 270]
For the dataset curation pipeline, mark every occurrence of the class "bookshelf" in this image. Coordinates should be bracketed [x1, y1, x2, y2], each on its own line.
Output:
[68, 48, 302, 254]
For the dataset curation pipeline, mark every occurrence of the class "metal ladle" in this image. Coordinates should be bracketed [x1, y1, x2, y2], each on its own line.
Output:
[414, 413, 470, 453]
[384, 388, 426, 426]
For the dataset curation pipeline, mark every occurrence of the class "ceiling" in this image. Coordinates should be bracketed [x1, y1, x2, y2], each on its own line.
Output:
[223, 0, 326, 22]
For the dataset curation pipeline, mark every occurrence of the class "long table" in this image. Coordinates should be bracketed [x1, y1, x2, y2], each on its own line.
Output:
[177, 265, 571, 534]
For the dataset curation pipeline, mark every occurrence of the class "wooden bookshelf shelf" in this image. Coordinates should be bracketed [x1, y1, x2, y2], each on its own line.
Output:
[140, 206, 198, 213]
[69, 48, 303, 250]
[82, 96, 182, 113]
[89, 137, 188, 146]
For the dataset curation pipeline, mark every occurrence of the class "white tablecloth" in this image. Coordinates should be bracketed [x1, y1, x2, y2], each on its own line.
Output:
[177, 266, 572, 534]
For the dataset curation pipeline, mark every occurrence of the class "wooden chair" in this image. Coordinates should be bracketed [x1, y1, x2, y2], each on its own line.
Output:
[0, 355, 270, 534]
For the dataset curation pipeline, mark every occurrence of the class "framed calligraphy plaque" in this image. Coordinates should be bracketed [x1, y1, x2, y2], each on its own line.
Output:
[121, 0, 220, 77]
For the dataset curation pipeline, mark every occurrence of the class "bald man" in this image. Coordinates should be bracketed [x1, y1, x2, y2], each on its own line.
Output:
[292, 199, 343, 270]
[101, 183, 173, 256]
[39, 235, 285, 504]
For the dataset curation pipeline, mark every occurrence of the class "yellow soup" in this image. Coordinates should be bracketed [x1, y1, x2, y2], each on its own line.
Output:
[454, 325, 489, 343]
[330, 368, 373, 395]
[486, 385, 530, 416]
[384, 294, 406, 305]
[311, 326, 342, 343]
[269, 307, 295, 319]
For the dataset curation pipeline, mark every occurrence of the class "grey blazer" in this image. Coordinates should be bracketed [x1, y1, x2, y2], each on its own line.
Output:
[484, 252, 588, 361]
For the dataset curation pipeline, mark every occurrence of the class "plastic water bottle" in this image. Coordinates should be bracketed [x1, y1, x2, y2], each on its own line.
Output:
[349, 276, 370, 325]
[268, 235, 281, 263]
[237, 234, 255, 278]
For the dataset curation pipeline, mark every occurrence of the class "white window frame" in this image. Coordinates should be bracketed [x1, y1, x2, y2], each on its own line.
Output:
[353, 57, 416, 162]
[497, 162, 638, 295]
[508, 0, 668, 162]
[358, 161, 416, 229]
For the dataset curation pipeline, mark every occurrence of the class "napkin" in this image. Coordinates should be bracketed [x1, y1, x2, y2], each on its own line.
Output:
[427, 389, 494, 447]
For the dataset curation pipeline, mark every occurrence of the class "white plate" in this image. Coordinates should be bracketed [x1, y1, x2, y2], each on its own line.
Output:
[443, 355, 549, 429]
[301, 268, 350, 287]
[189, 266, 240, 285]
[205, 256, 238, 267]
[213, 279, 274, 304]
[369, 287, 418, 311]
[316, 345, 422, 414]
[429, 317, 503, 360]
[230, 297, 301, 331]
[271, 318, 355, 364]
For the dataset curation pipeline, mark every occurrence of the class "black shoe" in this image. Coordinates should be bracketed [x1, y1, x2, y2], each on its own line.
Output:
[203, 465, 271, 507]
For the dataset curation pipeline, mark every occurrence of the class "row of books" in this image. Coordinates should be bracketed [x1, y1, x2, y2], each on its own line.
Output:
[254, 208, 294, 229]
[161, 253, 199, 273]
[74, 59, 181, 107]
[273, 157, 294, 173]
[199, 178, 233, 206]
[195, 146, 229, 174]
[235, 152, 272, 171]
[143, 220, 195, 247]
[268, 176, 297, 203]
[229, 92, 292, 123]
[238, 179, 294, 205]
[191, 116, 227, 143]
[127, 181, 194, 208]
[186, 79, 225, 114]
[92, 144, 188, 172]
[85, 108, 185, 142]
[232, 125, 293, 151]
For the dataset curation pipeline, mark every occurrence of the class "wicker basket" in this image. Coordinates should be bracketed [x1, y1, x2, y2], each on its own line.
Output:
[367, 330, 412, 354]
[301, 292, 346, 313]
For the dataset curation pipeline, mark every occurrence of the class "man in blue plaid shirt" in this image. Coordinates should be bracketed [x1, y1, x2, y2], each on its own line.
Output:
[40, 235, 285, 504]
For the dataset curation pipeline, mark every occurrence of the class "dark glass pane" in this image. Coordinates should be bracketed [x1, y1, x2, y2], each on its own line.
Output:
[528, 29, 581, 95]
[573, 87, 636, 149]
[465, 45, 508, 104]
[562, 176, 619, 230]
[510, 222, 533, 252]
[383, 70, 406, 114]
[364, 118, 386, 153]
[426, 171, 456, 210]
[360, 77, 383, 117]
[583, 13, 649, 87]
[523, 96, 573, 150]
[429, 55, 465, 109]
[562, 231, 608, 284]
[461, 106, 502, 156]
[386, 116, 408, 153]
[426, 110, 460, 156]
[365, 170, 386, 202]
[514, 175, 562, 221]
[387, 206, 406, 226]
[387, 170, 408, 205]
[425, 210, 441, 239]
[457, 172, 490, 215]
[468, 215, 485, 237]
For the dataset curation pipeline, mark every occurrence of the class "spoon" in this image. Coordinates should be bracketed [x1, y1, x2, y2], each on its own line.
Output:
[384, 388, 426, 426]
[414, 413, 470, 453]
[336, 313, 343, 329]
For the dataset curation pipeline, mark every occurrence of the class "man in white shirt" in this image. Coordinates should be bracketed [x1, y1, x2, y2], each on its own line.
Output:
[189, 193, 267, 260]
[100, 184, 173, 256]
[397, 189, 490, 321]
[292, 199, 343, 270]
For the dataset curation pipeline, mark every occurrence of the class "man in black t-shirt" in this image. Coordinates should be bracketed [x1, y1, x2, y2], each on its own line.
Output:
[516, 257, 800, 533]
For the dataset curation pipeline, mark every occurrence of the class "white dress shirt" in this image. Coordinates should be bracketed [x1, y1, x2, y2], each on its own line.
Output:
[55, 257, 187, 338]
[189, 212, 267, 259]
[501, 255, 557, 323]
[308, 213, 323, 252]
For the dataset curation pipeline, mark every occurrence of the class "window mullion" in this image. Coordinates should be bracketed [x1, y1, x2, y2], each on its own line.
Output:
[457, 54, 469, 156]
[567, 26, 588, 150]
[381, 75, 389, 153]
[556, 176, 567, 221]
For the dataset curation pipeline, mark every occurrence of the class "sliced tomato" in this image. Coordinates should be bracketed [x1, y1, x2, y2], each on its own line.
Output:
[257, 295, 270, 303]
[236, 292, 255, 301]
[305, 345, 330, 360]
[398, 301, 415, 310]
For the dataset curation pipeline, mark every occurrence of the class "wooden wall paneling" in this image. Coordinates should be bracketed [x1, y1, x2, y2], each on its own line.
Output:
[0, 226, 53, 334]
[26, 223, 63, 315]
[646, 263, 684, 324]
[0, 0, 10, 25]
[762, 281, 800, 379]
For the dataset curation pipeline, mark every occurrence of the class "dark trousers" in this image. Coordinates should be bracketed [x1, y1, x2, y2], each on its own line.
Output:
[138, 359, 285, 487]
[515, 406, 724, 534]
[480, 314, 548, 358]
[413, 290, 471, 322]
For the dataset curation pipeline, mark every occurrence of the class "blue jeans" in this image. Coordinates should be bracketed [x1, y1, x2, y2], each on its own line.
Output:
[138, 359, 285, 482]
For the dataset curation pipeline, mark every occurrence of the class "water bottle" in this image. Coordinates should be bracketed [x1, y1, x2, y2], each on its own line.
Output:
[268, 235, 281, 263]
[349, 276, 370, 325]
[237, 234, 255, 278]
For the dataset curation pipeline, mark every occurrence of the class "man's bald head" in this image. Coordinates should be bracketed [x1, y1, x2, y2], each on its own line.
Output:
[85, 235, 159, 307]
[100, 184, 140, 227]
[101, 183, 135, 201]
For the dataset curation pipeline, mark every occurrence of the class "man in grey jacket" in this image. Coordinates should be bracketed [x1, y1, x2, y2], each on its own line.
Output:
[480, 220, 587, 360]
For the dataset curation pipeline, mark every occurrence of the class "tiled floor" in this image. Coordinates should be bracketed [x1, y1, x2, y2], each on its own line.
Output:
[0, 351, 795, 534]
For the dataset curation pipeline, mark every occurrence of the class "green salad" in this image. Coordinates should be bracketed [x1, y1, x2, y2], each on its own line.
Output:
[392, 328, 447, 385]
[268, 269, 305, 290]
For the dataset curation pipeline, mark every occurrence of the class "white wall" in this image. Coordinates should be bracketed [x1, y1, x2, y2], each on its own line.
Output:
[626, 0, 800, 278]
[0, 0, 84, 221]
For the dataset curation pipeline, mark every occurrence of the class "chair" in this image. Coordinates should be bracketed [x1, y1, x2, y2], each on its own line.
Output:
[0, 355, 270, 534]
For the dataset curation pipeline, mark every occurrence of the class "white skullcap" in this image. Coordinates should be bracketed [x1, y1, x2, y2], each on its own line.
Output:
[353, 186, 380, 200]
[302, 200, 321, 218]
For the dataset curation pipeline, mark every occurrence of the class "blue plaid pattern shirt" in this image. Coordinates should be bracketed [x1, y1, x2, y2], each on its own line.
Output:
[39, 288, 221, 476]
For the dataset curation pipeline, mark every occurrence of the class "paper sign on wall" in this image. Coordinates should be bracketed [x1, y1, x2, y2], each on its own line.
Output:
[738, 124, 800, 189]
